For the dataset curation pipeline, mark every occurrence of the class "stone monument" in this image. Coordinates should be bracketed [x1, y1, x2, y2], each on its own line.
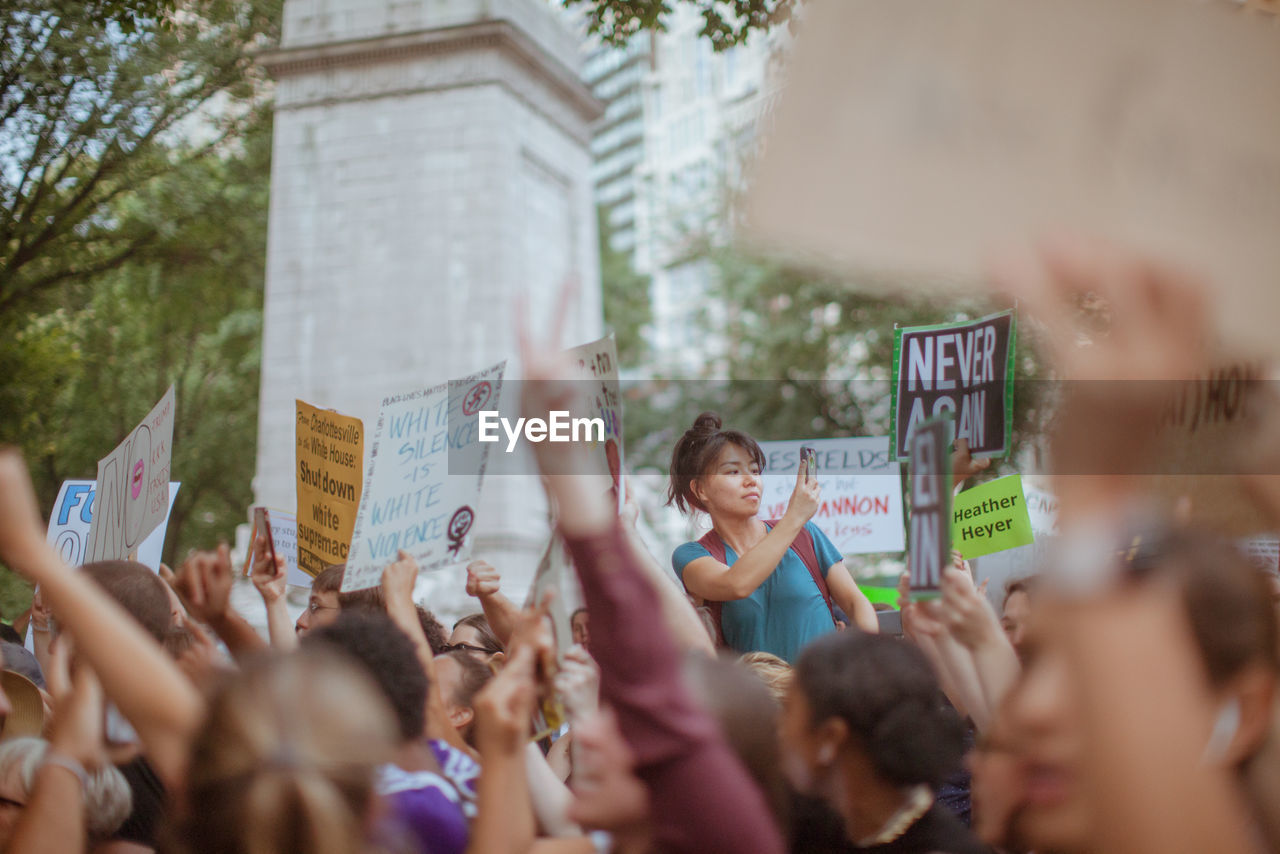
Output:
[254, 0, 602, 605]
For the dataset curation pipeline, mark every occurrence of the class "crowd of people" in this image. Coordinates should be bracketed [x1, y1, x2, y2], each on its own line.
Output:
[0, 238, 1279, 854]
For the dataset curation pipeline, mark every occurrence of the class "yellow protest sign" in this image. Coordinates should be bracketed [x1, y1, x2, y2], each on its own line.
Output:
[295, 399, 364, 576]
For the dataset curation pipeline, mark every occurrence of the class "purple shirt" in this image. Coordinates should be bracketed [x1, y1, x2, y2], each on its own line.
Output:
[376, 739, 478, 854]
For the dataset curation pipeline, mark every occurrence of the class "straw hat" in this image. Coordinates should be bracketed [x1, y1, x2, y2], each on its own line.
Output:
[0, 670, 45, 740]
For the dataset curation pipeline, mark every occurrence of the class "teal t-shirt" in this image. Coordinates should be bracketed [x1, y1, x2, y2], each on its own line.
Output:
[672, 521, 844, 664]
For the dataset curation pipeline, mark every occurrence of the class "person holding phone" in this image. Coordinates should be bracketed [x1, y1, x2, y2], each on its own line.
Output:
[668, 413, 878, 663]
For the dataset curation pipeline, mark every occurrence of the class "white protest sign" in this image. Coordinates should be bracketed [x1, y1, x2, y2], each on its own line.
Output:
[48, 480, 180, 572]
[85, 387, 176, 561]
[1022, 483, 1058, 538]
[342, 362, 506, 592]
[252, 507, 312, 588]
[744, 0, 1280, 359]
[565, 334, 624, 509]
[758, 438, 905, 555]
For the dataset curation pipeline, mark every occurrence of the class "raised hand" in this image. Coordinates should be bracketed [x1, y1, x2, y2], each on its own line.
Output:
[46, 637, 108, 769]
[0, 449, 57, 575]
[381, 549, 419, 607]
[173, 544, 234, 626]
[952, 438, 992, 488]
[554, 643, 600, 722]
[465, 560, 502, 599]
[938, 567, 1003, 651]
[784, 456, 821, 524]
[250, 532, 287, 605]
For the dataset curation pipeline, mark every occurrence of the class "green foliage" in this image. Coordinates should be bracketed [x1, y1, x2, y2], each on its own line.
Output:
[566, 0, 793, 51]
[0, 0, 275, 566]
[1, 0, 279, 316]
[622, 246, 1050, 480]
[599, 207, 652, 367]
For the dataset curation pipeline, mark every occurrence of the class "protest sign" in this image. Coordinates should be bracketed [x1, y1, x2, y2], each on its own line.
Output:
[565, 334, 624, 508]
[342, 362, 506, 592]
[295, 400, 364, 576]
[249, 507, 312, 588]
[1137, 363, 1280, 536]
[1237, 535, 1280, 578]
[743, 0, 1280, 360]
[951, 474, 1034, 560]
[525, 533, 574, 656]
[50, 480, 180, 571]
[757, 438, 904, 555]
[891, 311, 1014, 461]
[1023, 483, 1059, 538]
[85, 387, 176, 562]
[908, 418, 951, 598]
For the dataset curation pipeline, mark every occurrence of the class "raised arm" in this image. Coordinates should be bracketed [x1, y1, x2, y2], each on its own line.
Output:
[619, 487, 715, 656]
[381, 550, 474, 757]
[518, 300, 786, 854]
[680, 463, 819, 602]
[465, 560, 521, 648]
[0, 449, 202, 789]
[249, 530, 298, 651]
[172, 545, 268, 660]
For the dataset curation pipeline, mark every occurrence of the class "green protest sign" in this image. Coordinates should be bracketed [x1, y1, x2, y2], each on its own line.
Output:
[952, 474, 1033, 559]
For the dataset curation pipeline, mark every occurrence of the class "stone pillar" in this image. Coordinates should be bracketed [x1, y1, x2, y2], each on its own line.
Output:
[254, 0, 602, 608]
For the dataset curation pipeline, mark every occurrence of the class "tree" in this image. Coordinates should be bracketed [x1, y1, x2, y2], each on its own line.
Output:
[566, 0, 793, 51]
[621, 245, 1050, 476]
[1, 0, 278, 316]
[599, 206, 652, 367]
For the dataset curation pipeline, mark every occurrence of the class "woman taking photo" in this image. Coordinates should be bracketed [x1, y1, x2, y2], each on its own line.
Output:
[668, 413, 878, 662]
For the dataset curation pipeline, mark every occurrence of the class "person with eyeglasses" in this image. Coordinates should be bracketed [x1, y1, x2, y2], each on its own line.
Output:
[447, 614, 505, 664]
[293, 563, 383, 637]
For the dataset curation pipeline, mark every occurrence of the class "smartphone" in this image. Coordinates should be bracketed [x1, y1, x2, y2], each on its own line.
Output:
[799, 446, 818, 482]
[253, 507, 278, 570]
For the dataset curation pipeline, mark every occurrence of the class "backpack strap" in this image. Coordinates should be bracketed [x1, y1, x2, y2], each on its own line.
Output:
[775, 520, 837, 624]
[693, 529, 728, 647]
[685, 523, 838, 649]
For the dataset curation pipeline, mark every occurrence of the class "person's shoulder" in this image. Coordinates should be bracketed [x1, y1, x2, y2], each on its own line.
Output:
[672, 540, 713, 576]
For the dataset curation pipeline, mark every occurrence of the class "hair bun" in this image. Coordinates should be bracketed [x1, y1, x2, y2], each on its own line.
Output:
[691, 412, 723, 434]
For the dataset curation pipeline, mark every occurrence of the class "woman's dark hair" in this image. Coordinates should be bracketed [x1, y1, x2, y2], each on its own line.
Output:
[794, 631, 964, 787]
[666, 412, 765, 514]
[305, 611, 427, 742]
[452, 613, 504, 654]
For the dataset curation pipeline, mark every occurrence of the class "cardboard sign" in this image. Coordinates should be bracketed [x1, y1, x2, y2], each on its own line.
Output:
[295, 400, 364, 576]
[525, 533, 574, 657]
[565, 335, 625, 509]
[250, 507, 312, 588]
[908, 418, 951, 597]
[757, 438, 905, 555]
[49, 480, 180, 572]
[892, 311, 1015, 461]
[1138, 363, 1280, 536]
[342, 362, 505, 592]
[743, 0, 1280, 360]
[85, 387, 176, 561]
[951, 474, 1034, 560]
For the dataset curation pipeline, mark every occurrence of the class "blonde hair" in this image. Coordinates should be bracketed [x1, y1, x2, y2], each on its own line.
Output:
[0, 736, 132, 842]
[739, 651, 793, 705]
[167, 649, 398, 854]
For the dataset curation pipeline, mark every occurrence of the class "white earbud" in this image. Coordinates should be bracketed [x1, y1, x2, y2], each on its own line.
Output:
[1203, 697, 1241, 763]
[817, 744, 836, 765]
